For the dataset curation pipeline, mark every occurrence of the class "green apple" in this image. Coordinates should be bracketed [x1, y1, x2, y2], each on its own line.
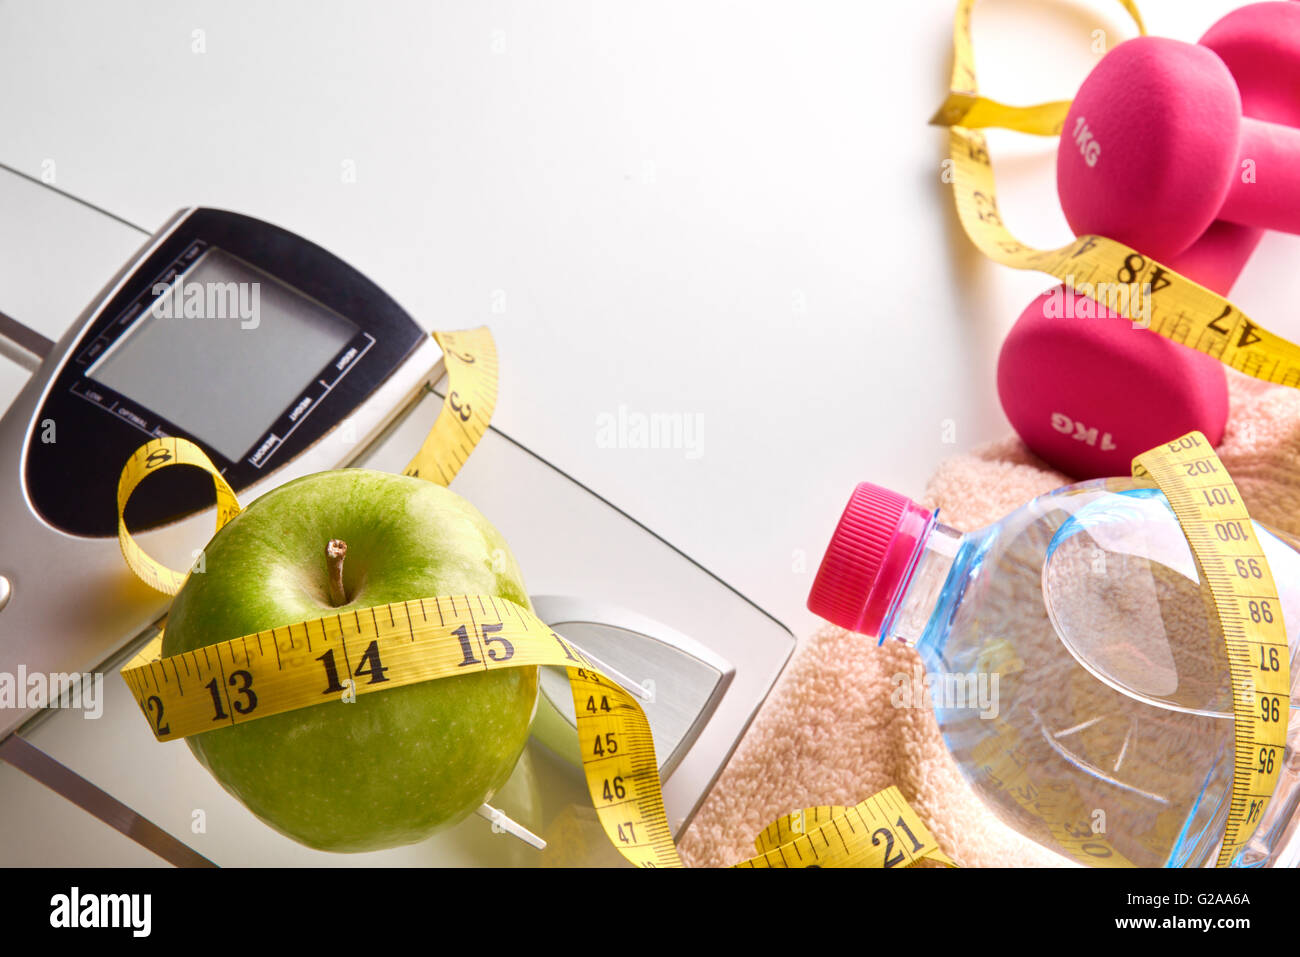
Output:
[163, 468, 539, 852]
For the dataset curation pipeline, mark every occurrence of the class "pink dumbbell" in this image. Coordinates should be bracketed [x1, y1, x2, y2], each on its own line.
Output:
[1203, 1, 1300, 126]
[997, 2, 1300, 478]
[1058, 27, 1300, 263]
[998, 222, 1257, 478]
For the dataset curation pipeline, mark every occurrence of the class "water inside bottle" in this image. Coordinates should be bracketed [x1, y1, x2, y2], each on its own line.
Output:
[918, 482, 1300, 866]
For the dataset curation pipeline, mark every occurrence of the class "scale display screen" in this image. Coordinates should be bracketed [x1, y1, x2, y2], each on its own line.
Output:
[87, 248, 358, 461]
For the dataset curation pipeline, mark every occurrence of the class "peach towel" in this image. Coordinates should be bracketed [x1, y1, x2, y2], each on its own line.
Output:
[678, 371, 1300, 867]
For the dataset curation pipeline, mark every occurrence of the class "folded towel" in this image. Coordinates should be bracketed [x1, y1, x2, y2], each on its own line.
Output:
[678, 369, 1300, 867]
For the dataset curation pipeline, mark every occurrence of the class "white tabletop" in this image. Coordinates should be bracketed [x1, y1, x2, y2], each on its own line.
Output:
[2, 0, 1297, 659]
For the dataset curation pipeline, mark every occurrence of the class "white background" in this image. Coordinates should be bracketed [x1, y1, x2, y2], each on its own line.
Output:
[2, 0, 1297, 644]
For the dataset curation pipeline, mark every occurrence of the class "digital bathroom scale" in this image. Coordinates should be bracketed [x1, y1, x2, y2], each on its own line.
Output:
[0, 169, 795, 866]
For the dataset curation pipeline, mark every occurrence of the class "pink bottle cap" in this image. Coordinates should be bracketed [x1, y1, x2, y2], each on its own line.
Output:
[807, 483, 934, 638]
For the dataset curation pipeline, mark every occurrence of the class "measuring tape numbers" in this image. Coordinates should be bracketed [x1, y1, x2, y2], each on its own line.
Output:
[122, 592, 681, 868]
[1133, 432, 1290, 866]
[402, 328, 498, 485]
[735, 788, 954, 868]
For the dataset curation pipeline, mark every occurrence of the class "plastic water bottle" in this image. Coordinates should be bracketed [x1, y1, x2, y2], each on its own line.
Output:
[807, 478, 1300, 867]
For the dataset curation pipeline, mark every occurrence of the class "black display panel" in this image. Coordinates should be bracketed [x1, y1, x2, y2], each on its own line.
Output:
[87, 248, 361, 461]
[25, 208, 426, 537]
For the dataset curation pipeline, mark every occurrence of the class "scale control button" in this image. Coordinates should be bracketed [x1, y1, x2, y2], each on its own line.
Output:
[0, 575, 10, 612]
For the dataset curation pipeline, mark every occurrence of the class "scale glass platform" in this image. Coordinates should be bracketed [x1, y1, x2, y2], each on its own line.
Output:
[0, 169, 794, 867]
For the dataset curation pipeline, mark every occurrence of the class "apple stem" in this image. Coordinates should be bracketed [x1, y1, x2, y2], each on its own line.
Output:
[326, 539, 349, 606]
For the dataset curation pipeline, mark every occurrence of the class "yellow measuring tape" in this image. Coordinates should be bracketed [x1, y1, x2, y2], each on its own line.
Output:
[401, 328, 498, 485]
[932, 0, 1300, 387]
[1132, 433, 1289, 866]
[125, 592, 683, 866]
[736, 790, 954, 868]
